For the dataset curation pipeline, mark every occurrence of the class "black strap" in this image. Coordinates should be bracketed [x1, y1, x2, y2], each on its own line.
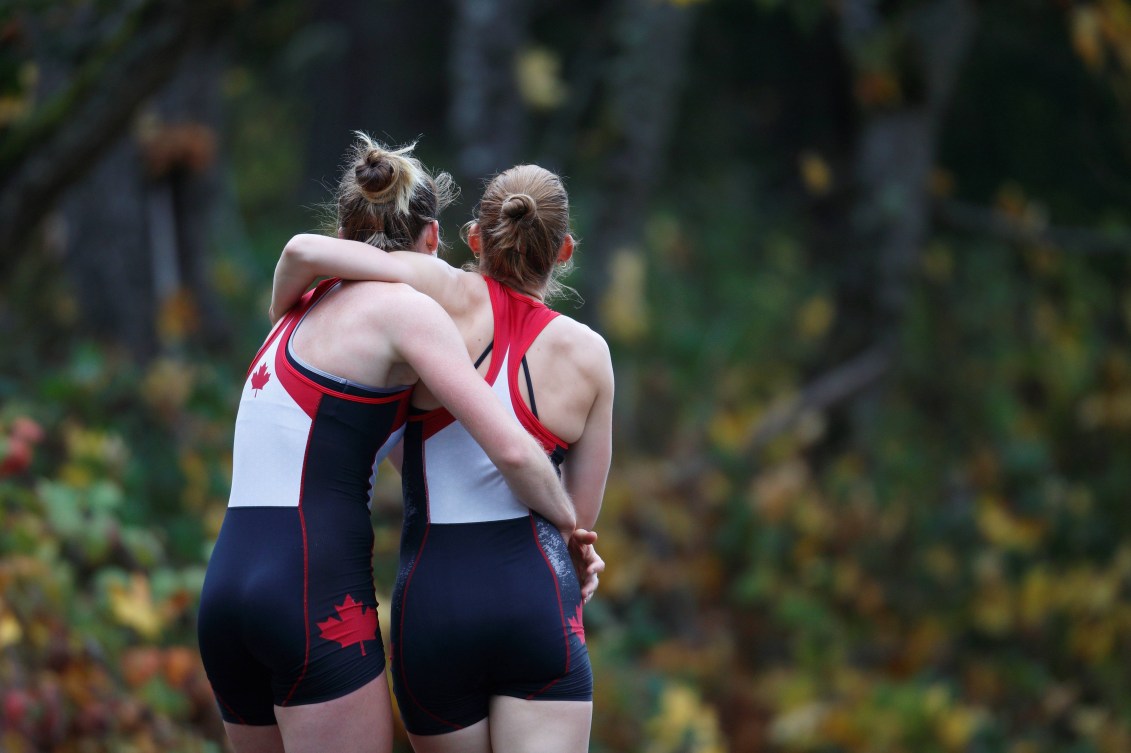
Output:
[474, 341, 493, 369]
[521, 356, 538, 418]
[473, 340, 538, 418]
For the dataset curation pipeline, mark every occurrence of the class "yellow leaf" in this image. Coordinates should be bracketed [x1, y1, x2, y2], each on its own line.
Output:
[937, 706, 985, 751]
[157, 288, 201, 344]
[1072, 7, 1105, 71]
[600, 248, 649, 343]
[976, 496, 1045, 552]
[141, 357, 196, 419]
[515, 47, 568, 110]
[644, 682, 726, 753]
[0, 613, 21, 648]
[1018, 566, 1053, 627]
[972, 581, 1013, 636]
[798, 150, 833, 196]
[796, 295, 835, 340]
[770, 701, 828, 747]
[750, 459, 808, 522]
[109, 573, 165, 638]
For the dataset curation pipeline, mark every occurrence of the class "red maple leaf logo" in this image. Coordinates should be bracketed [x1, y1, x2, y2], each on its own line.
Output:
[250, 363, 271, 396]
[317, 595, 379, 655]
[567, 602, 585, 644]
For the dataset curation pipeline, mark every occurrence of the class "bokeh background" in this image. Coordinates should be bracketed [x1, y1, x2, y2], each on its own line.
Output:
[4, 0, 1131, 751]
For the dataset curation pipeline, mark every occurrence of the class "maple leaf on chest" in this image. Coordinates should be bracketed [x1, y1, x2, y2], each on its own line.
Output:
[567, 602, 585, 644]
[317, 594, 379, 655]
[250, 363, 271, 395]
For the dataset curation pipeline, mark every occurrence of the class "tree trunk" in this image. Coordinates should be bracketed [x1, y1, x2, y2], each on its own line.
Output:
[60, 41, 229, 359]
[0, 0, 233, 264]
[819, 0, 978, 444]
[580, 0, 697, 317]
[298, 0, 453, 210]
[447, 0, 533, 186]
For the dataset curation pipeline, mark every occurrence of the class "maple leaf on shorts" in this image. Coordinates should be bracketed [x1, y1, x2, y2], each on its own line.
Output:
[250, 363, 271, 395]
[567, 602, 585, 644]
[317, 594, 379, 656]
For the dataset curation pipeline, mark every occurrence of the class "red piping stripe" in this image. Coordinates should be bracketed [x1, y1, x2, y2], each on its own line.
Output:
[215, 692, 247, 725]
[280, 400, 319, 706]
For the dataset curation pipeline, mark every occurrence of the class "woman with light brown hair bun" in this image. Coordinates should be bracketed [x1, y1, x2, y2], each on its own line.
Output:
[272, 162, 614, 753]
[198, 139, 594, 753]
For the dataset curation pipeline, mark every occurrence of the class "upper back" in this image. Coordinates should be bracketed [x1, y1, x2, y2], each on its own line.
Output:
[290, 279, 423, 389]
[414, 271, 608, 446]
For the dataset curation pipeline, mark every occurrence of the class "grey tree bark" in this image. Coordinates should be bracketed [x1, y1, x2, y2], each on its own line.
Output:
[2, 0, 234, 359]
[448, 0, 534, 186]
[61, 42, 229, 359]
[807, 0, 978, 445]
[580, 0, 697, 316]
[0, 0, 232, 263]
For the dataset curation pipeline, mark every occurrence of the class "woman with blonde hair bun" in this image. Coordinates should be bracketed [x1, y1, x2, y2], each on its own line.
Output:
[198, 138, 598, 753]
[272, 162, 614, 753]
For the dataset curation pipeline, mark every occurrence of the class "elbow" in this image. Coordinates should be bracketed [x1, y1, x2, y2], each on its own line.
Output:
[495, 438, 537, 480]
[280, 235, 311, 270]
[281, 233, 329, 277]
[499, 441, 576, 530]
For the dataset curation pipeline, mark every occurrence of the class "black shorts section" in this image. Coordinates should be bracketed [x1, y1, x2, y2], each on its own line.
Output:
[198, 503, 386, 725]
[391, 515, 591, 735]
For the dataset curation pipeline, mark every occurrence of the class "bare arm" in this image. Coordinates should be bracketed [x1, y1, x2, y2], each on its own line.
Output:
[271, 234, 455, 323]
[392, 295, 576, 532]
[561, 338, 614, 530]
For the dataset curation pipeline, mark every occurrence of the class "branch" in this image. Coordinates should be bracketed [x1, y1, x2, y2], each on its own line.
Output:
[934, 199, 1131, 255]
[744, 344, 892, 454]
[666, 346, 892, 488]
[0, 0, 234, 258]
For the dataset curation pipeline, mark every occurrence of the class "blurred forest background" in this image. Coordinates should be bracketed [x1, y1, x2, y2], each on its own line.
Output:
[4, 0, 1131, 751]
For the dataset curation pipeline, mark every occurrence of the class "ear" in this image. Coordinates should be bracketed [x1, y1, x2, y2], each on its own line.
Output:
[337, 226, 345, 239]
[557, 234, 574, 264]
[468, 223, 483, 256]
[426, 220, 440, 255]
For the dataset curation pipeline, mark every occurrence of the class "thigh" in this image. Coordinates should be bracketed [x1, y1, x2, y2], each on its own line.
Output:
[406, 719, 490, 753]
[223, 722, 285, 753]
[273, 671, 394, 753]
[489, 696, 592, 753]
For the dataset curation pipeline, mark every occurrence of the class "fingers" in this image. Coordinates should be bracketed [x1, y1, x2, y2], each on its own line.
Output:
[582, 574, 598, 604]
[571, 528, 598, 546]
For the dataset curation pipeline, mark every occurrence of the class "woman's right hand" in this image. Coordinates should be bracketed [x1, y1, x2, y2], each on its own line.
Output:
[569, 528, 605, 604]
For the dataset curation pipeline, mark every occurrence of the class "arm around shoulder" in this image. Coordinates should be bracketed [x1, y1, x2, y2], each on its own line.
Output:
[392, 295, 577, 532]
[271, 234, 464, 323]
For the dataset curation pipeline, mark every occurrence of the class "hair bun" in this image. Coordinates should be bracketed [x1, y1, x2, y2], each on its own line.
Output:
[356, 149, 398, 202]
[501, 193, 535, 221]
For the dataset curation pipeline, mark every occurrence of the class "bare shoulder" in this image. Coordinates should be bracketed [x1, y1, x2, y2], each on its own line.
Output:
[331, 280, 437, 323]
[542, 314, 613, 377]
[335, 279, 420, 306]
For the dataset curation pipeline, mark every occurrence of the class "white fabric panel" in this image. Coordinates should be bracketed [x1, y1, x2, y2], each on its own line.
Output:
[227, 336, 312, 508]
[424, 354, 529, 523]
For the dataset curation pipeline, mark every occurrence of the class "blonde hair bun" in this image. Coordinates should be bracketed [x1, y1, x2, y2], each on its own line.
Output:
[355, 149, 399, 203]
